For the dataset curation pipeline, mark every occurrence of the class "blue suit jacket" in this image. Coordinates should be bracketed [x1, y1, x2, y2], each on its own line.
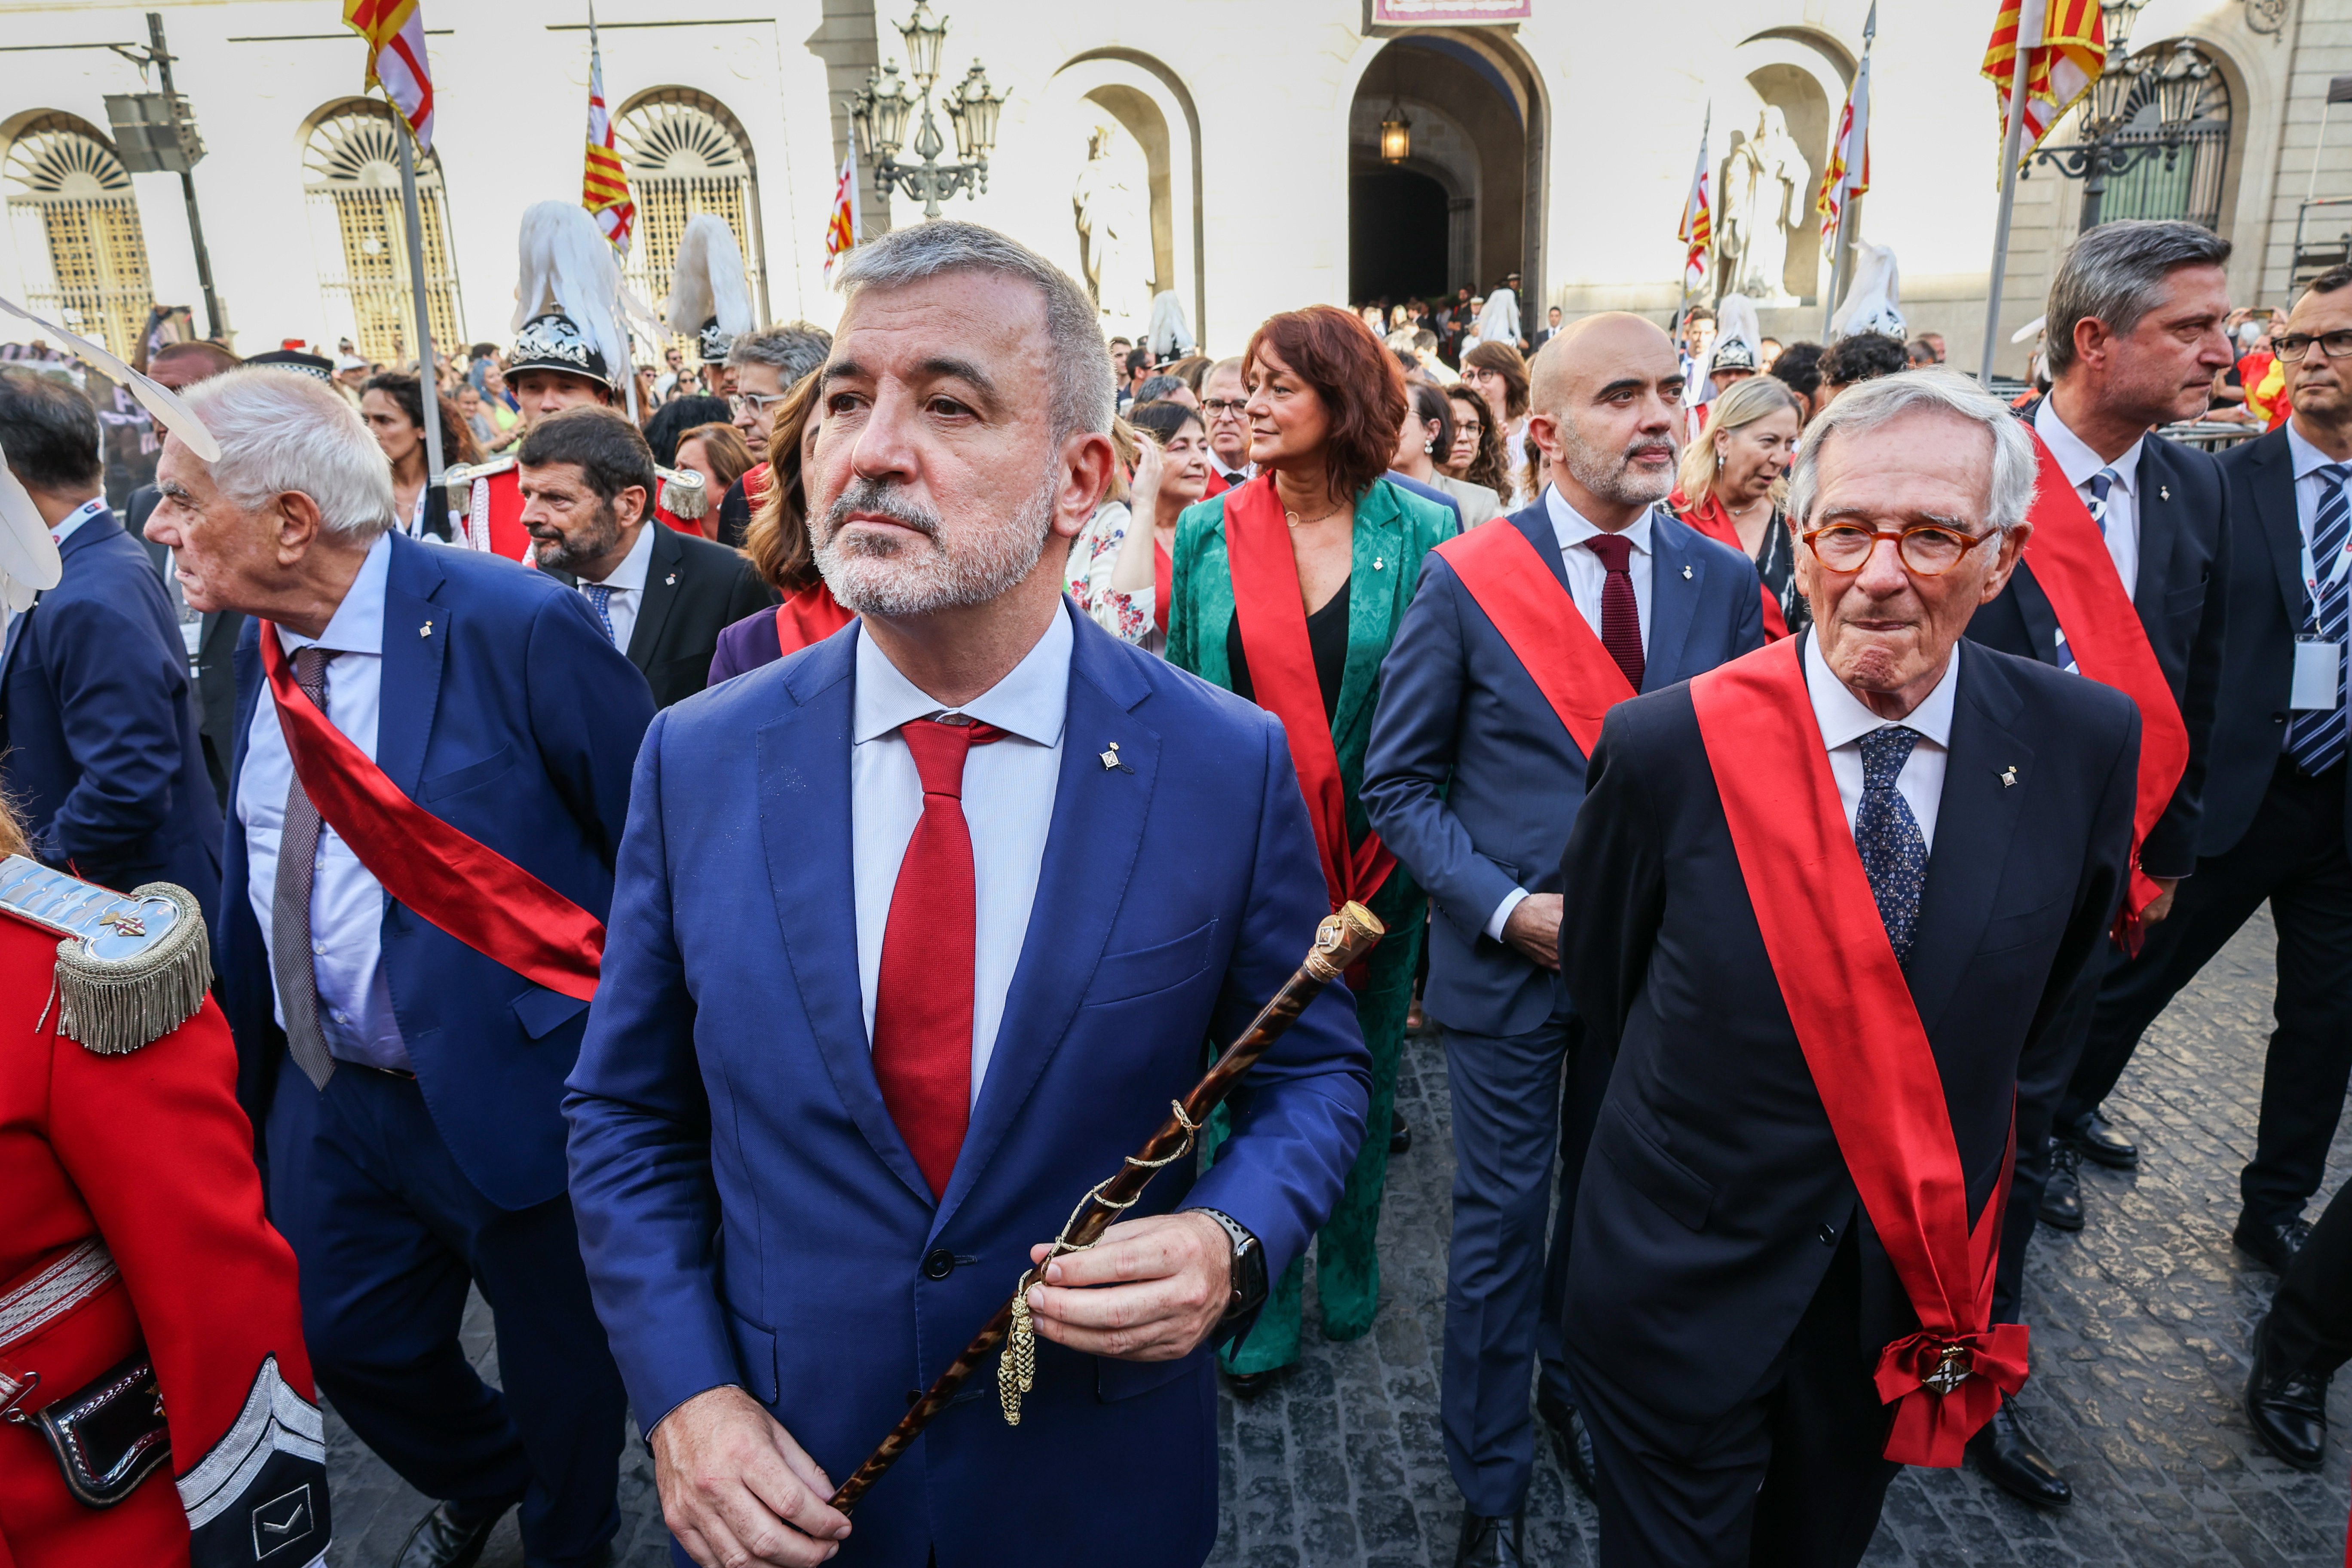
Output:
[0, 508, 219, 907]
[217, 534, 653, 1210]
[563, 603, 1370, 1568]
[1359, 499, 1766, 1037]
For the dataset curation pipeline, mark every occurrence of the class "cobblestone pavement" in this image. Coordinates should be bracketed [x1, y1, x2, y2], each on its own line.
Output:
[324, 909, 2349, 1565]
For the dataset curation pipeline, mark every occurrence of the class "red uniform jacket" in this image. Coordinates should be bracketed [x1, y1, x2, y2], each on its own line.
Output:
[466, 462, 699, 562]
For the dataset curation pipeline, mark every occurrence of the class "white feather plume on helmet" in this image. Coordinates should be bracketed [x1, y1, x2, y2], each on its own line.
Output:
[0, 441, 61, 616]
[510, 201, 631, 391]
[1710, 293, 1763, 373]
[1829, 243, 1907, 342]
[665, 215, 754, 361]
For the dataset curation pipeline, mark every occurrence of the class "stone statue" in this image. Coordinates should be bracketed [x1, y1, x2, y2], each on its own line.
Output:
[1719, 107, 1808, 306]
[1073, 126, 1153, 338]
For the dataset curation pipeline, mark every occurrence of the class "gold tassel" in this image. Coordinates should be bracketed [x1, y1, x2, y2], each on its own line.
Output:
[999, 1283, 1036, 1425]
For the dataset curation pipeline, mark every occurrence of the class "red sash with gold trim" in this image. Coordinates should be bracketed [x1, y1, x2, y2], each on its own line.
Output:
[1690, 640, 2027, 1465]
[1673, 489, 1792, 641]
[1224, 477, 1395, 914]
[2021, 430, 2190, 931]
[261, 627, 603, 1001]
[774, 581, 855, 658]
[1431, 517, 1635, 757]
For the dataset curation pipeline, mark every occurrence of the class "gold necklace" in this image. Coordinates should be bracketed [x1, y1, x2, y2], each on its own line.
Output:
[1283, 500, 1347, 528]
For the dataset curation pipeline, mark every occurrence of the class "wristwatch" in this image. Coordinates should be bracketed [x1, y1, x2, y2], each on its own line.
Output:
[1192, 1207, 1268, 1325]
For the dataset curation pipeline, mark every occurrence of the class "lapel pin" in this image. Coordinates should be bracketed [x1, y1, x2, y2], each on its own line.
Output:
[419, 622, 432, 637]
[665, 572, 677, 585]
[2159, 484, 2170, 501]
[2001, 766, 2018, 787]
[1373, 556, 1384, 571]
[1099, 740, 1133, 773]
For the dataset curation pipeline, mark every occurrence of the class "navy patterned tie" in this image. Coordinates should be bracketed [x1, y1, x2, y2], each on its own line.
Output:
[2288, 462, 2352, 776]
[2052, 466, 2118, 674]
[583, 582, 618, 645]
[1856, 726, 1928, 964]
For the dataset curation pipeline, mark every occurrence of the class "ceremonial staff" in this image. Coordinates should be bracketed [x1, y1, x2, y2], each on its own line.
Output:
[826, 900, 1386, 1513]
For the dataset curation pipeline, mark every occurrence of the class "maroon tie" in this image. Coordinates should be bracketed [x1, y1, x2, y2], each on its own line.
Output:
[1583, 533, 1645, 691]
[872, 717, 1007, 1198]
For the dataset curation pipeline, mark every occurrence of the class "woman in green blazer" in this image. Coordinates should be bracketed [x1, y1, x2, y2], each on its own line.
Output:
[1166, 306, 1456, 1385]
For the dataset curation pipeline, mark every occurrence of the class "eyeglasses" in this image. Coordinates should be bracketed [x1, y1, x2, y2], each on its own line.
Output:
[728, 391, 790, 415]
[2276, 331, 2352, 362]
[1202, 398, 1249, 416]
[1801, 521, 2002, 577]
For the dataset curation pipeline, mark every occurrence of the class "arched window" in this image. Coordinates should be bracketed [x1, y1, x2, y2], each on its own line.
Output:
[2, 113, 155, 360]
[301, 100, 465, 364]
[615, 89, 768, 347]
[2096, 42, 2232, 231]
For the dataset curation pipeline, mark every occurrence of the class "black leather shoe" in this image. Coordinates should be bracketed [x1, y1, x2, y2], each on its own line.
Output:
[2060, 1108, 2139, 1170]
[2246, 1323, 2329, 1471]
[1390, 1109, 1412, 1156]
[1452, 1506, 1529, 1567]
[2039, 1140, 2085, 1231]
[2234, 1214, 2314, 1275]
[392, 1494, 520, 1568]
[1223, 1363, 1293, 1398]
[1535, 1387, 1598, 1498]
[1966, 1405, 2071, 1507]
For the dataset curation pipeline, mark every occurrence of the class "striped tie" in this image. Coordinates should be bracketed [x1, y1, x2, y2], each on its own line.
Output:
[2288, 463, 2352, 776]
[2053, 466, 2119, 675]
[583, 583, 618, 645]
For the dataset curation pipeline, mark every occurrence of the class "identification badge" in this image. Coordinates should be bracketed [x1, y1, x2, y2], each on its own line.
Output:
[2293, 637, 2342, 711]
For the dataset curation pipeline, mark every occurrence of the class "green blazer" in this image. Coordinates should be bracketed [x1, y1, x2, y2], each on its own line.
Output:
[1164, 478, 1458, 853]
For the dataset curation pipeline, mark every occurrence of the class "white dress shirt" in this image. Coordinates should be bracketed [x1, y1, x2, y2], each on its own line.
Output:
[2034, 394, 2143, 602]
[49, 496, 105, 546]
[236, 530, 411, 1072]
[1804, 631, 1959, 854]
[576, 520, 655, 653]
[852, 603, 1071, 1099]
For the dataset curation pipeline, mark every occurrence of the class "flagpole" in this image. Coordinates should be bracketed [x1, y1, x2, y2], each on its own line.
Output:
[1824, 3, 1878, 339]
[394, 125, 450, 540]
[1979, 0, 2046, 387]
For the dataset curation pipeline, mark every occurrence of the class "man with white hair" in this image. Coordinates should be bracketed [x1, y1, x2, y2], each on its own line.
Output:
[564, 220, 1370, 1566]
[1557, 371, 2139, 1566]
[144, 365, 655, 1568]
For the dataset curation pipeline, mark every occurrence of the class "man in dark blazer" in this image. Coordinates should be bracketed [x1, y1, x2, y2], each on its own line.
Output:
[1562, 371, 2138, 1567]
[0, 372, 218, 908]
[520, 406, 776, 708]
[1363, 313, 1765, 1564]
[1961, 220, 2233, 1504]
[146, 364, 655, 1568]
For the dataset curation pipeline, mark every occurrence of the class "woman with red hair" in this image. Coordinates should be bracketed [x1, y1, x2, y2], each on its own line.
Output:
[1165, 305, 1455, 1390]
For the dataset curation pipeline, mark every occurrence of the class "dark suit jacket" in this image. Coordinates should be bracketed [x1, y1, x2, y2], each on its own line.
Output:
[218, 534, 654, 1209]
[550, 523, 777, 709]
[126, 482, 242, 803]
[0, 508, 220, 908]
[1361, 500, 1767, 1037]
[1557, 646, 2137, 1439]
[1966, 406, 2228, 879]
[2206, 427, 2342, 855]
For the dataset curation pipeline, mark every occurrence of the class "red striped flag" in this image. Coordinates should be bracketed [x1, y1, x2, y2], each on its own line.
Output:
[1677, 111, 1712, 286]
[1817, 31, 1871, 259]
[582, 18, 633, 253]
[824, 151, 860, 282]
[1982, 0, 2106, 167]
[343, 0, 434, 149]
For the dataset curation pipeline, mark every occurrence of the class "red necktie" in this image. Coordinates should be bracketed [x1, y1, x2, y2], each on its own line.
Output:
[873, 717, 1007, 1198]
[1583, 533, 1645, 691]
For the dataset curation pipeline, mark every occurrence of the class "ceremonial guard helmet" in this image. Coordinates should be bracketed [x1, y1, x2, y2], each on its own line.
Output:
[1829, 243, 1908, 343]
[664, 214, 755, 364]
[1710, 293, 1764, 376]
[509, 201, 632, 394]
[243, 349, 337, 382]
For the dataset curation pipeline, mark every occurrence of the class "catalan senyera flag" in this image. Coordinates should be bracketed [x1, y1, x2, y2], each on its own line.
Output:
[1981, 0, 2107, 168]
[1677, 111, 1712, 287]
[824, 150, 861, 282]
[343, 0, 434, 150]
[582, 18, 634, 254]
[1817, 50, 1871, 260]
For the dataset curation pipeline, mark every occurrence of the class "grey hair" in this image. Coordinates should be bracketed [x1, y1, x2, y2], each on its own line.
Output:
[726, 322, 833, 383]
[181, 367, 396, 539]
[832, 220, 1115, 444]
[2045, 220, 2232, 375]
[1787, 369, 2037, 535]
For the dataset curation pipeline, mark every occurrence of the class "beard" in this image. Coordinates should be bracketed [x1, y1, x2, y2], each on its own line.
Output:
[1560, 420, 1678, 509]
[530, 499, 625, 575]
[812, 468, 1057, 617]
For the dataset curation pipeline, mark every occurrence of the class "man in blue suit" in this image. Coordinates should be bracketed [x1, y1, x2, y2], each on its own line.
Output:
[564, 221, 1369, 1568]
[145, 365, 655, 1568]
[1361, 314, 1765, 1563]
[0, 372, 217, 908]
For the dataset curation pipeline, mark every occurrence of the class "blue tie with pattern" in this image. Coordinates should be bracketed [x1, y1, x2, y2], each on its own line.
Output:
[1856, 726, 1928, 964]
[2052, 466, 2119, 674]
[582, 582, 618, 646]
[2288, 462, 2352, 775]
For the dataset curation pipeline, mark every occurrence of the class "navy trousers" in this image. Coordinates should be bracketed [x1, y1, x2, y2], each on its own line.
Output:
[1442, 1013, 1595, 1516]
[265, 1052, 627, 1567]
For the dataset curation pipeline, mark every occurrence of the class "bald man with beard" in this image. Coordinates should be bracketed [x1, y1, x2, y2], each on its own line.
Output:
[1363, 314, 1767, 1565]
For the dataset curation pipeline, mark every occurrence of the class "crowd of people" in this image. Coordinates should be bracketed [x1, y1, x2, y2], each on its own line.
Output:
[0, 208, 2348, 1568]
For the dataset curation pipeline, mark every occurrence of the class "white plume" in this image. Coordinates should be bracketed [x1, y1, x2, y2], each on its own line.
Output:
[512, 201, 631, 387]
[0, 295, 219, 461]
[1715, 293, 1762, 359]
[0, 438, 62, 616]
[1829, 243, 1906, 342]
[665, 215, 753, 339]
[1146, 290, 1194, 359]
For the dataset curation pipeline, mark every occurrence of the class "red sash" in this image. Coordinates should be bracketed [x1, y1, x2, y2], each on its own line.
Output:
[2021, 431, 2190, 931]
[743, 462, 773, 507]
[1223, 476, 1395, 914]
[774, 581, 856, 658]
[1201, 469, 1231, 500]
[1430, 518, 1634, 757]
[260, 627, 604, 1001]
[1673, 489, 1791, 641]
[1152, 538, 1171, 635]
[1691, 640, 2028, 1465]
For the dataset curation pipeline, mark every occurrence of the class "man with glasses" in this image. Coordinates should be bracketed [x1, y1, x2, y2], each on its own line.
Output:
[1199, 356, 1254, 494]
[1559, 369, 2137, 1567]
[712, 324, 834, 549]
[1961, 219, 2234, 1508]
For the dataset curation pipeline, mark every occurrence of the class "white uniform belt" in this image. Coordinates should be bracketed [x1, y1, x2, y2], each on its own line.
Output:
[0, 1240, 119, 1354]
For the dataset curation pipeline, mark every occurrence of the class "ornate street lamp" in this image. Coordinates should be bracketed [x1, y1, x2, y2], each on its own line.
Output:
[845, 5, 1004, 220]
[2022, 0, 2217, 229]
[1379, 98, 1412, 164]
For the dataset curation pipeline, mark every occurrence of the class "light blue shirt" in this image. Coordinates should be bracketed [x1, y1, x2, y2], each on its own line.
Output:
[236, 530, 411, 1072]
[851, 602, 1070, 1099]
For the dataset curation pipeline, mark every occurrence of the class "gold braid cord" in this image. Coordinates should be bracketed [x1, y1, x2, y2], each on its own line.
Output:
[998, 1101, 1201, 1425]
